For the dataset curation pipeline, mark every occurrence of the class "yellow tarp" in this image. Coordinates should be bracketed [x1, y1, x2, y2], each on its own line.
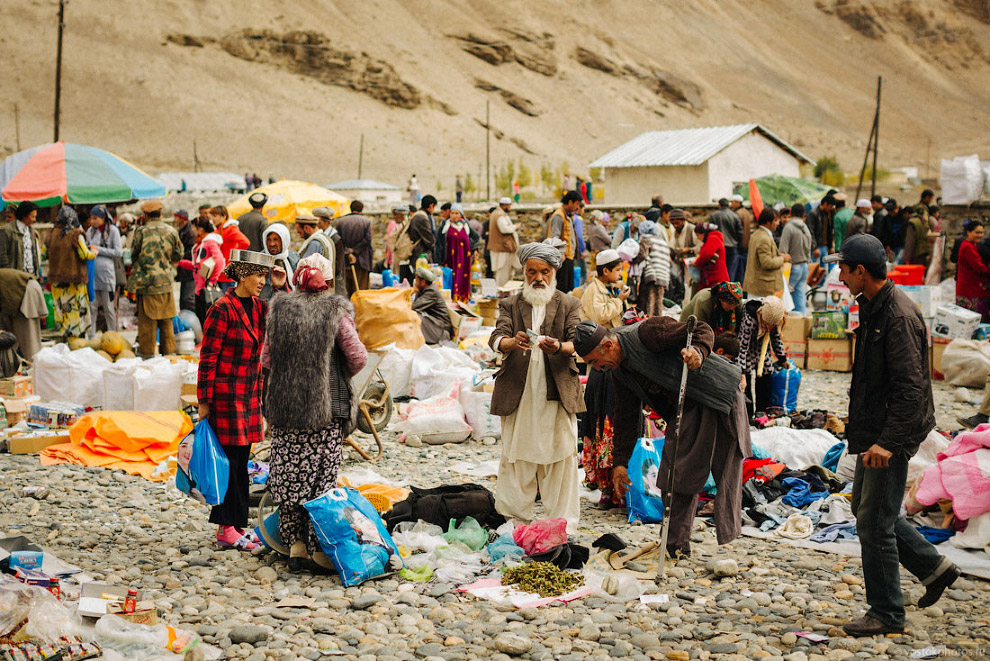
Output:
[227, 180, 350, 224]
[40, 411, 192, 481]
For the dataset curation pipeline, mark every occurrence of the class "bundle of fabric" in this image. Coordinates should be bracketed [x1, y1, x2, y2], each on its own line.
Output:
[40, 411, 192, 481]
[917, 425, 990, 522]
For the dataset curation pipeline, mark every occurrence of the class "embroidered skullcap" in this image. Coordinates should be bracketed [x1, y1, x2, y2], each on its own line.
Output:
[517, 241, 563, 269]
[574, 320, 608, 357]
[758, 295, 786, 327]
[223, 249, 275, 281]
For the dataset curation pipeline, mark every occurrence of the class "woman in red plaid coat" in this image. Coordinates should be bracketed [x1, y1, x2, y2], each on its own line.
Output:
[197, 251, 284, 550]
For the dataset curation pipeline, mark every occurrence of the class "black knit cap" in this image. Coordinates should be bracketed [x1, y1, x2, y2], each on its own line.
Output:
[574, 320, 607, 357]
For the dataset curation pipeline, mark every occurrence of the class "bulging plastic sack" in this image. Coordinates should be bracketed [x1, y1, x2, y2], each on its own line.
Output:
[941, 340, 990, 388]
[304, 487, 404, 587]
[441, 516, 489, 551]
[770, 365, 802, 413]
[174, 418, 229, 505]
[459, 389, 501, 440]
[405, 542, 485, 583]
[397, 381, 472, 444]
[513, 518, 568, 556]
[487, 533, 525, 564]
[626, 437, 666, 524]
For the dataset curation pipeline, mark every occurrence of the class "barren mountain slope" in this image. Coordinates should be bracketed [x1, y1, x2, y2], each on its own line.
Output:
[2, 0, 989, 190]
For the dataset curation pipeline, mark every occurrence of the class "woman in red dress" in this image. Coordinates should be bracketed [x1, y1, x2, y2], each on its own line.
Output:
[444, 204, 476, 302]
[197, 250, 284, 550]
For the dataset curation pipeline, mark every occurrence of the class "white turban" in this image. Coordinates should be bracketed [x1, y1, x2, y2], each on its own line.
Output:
[517, 240, 563, 269]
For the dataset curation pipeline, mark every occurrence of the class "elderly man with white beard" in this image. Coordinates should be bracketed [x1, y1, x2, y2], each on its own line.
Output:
[488, 240, 585, 532]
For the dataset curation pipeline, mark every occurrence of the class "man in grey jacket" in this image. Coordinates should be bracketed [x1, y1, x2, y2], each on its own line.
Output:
[779, 203, 813, 314]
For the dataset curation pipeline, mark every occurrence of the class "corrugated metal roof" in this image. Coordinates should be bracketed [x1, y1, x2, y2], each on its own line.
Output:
[589, 124, 814, 169]
[325, 178, 401, 190]
[156, 172, 244, 192]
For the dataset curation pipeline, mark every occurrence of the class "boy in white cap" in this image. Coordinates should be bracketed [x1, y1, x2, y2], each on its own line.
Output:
[580, 248, 628, 328]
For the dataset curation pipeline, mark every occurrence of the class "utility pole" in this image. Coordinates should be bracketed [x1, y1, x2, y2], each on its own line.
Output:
[193, 139, 201, 173]
[53, 0, 66, 142]
[486, 100, 491, 201]
[358, 133, 364, 179]
[870, 76, 881, 198]
[854, 76, 882, 202]
[14, 104, 21, 151]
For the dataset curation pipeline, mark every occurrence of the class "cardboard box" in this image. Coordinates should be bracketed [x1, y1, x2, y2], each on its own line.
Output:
[848, 303, 860, 331]
[899, 285, 941, 318]
[782, 340, 807, 369]
[811, 311, 847, 339]
[0, 376, 32, 398]
[107, 601, 159, 625]
[181, 382, 197, 397]
[2, 397, 30, 426]
[932, 304, 981, 339]
[77, 582, 148, 619]
[781, 315, 811, 343]
[807, 338, 853, 372]
[6, 431, 70, 455]
[932, 336, 952, 381]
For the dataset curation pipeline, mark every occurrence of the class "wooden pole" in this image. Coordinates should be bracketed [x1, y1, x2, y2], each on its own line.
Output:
[853, 114, 876, 202]
[14, 104, 21, 151]
[358, 133, 364, 179]
[486, 100, 491, 201]
[870, 76, 881, 198]
[53, 0, 66, 142]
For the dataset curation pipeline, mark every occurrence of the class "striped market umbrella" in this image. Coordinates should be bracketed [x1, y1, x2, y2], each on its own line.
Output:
[0, 142, 166, 207]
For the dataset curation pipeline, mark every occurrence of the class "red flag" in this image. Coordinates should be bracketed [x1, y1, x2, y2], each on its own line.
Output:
[749, 179, 764, 219]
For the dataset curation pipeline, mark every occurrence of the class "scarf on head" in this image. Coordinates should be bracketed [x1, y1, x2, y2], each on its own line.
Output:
[262, 223, 295, 290]
[293, 265, 328, 292]
[56, 206, 79, 236]
[709, 282, 742, 336]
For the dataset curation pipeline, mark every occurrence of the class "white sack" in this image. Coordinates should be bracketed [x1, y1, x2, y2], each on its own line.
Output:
[33, 344, 111, 409]
[750, 427, 841, 470]
[941, 154, 985, 205]
[377, 343, 417, 398]
[410, 344, 479, 400]
[942, 340, 990, 388]
[459, 389, 501, 439]
[397, 381, 472, 444]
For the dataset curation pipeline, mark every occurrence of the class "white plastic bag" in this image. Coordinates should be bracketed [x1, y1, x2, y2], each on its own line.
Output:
[941, 340, 990, 388]
[941, 154, 985, 205]
[33, 344, 110, 408]
[398, 381, 472, 444]
[410, 345, 479, 399]
[460, 389, 501, 439]
[378, 343, 416, 398]
[582, 569, 648, 603]
[391, 521, 447, 554]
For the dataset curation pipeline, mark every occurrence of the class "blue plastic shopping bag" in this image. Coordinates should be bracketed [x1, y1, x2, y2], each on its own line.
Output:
[626, 437, 666, 524]
[770, 365, 802, 413]
[175, 418, 229, 505]
[304, 487, 404, 586]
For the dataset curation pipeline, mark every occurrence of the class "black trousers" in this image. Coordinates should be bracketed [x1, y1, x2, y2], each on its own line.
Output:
[556, 258, 575, 292]
[745, 370, 774, 417]
[209, 444, 251, 529]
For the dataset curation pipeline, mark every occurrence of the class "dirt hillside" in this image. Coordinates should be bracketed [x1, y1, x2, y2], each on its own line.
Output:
[3, 0, 990, 193]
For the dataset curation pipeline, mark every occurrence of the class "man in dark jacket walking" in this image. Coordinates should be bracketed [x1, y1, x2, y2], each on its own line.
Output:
[236, 192, 268, 253]
[335, 200, 374, 295]
[826, 234, 959, 637]
[806, 195, 836, 265]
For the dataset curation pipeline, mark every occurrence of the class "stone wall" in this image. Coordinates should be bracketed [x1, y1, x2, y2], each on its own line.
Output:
[932, 202, 990, 278]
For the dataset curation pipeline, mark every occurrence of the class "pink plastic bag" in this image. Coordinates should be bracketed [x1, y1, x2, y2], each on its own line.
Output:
[512, 518, 568, 555]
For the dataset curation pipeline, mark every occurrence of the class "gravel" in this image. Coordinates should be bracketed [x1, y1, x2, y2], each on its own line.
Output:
[2, 370, 988, 658]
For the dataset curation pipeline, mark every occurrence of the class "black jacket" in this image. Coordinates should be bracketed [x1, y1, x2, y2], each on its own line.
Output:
[847, 281, 934, 455]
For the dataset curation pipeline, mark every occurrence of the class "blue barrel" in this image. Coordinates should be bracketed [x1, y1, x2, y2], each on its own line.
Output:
[573, 265, 583, 287]
[382, 269, 394, 287]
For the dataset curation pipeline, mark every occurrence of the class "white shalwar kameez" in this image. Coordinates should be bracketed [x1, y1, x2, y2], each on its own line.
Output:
[495, 301, 580, 533]
[490, 214, 521, 286]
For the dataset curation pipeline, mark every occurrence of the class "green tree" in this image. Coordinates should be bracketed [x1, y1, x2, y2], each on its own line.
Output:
[494, 161, 516, 196]
[814, 155, 845, 186]
[517, 159, 533, 189]
[464, 173, 475, 196]
[589, 166, 603, 182]
[539, 163, 555, 195]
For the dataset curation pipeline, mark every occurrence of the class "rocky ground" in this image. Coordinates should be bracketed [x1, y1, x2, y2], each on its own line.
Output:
[2, 370, 989, 661]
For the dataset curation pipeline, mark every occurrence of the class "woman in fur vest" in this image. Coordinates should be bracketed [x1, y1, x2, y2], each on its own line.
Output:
[263, 253, 368, 573]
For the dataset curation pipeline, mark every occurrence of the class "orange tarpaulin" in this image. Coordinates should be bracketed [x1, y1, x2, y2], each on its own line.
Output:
[41, 411, 192, 481]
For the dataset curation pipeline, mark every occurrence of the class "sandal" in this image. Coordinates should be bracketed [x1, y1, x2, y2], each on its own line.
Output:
[216, 526, 259, 551]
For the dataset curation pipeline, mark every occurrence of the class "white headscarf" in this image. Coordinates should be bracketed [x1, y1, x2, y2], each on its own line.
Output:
[263, 223, 296, 290]
[297, 253, 335, 285]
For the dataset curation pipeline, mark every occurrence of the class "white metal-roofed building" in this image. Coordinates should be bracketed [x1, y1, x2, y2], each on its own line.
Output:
[589, 124, 815, 205]
[326, 179, 403, 204]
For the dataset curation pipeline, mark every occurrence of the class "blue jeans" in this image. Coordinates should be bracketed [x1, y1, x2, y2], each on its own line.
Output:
[851, 450, 950, 628]
[733, 250, 748, 283]
[788, 262, 808, 314]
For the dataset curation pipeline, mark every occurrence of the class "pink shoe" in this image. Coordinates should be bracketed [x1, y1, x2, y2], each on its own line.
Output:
[236, 527, 260, 544]
[216, 526, 258, 551]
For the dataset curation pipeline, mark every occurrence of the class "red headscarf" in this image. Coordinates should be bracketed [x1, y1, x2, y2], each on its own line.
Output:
[293, 265, 328, 292]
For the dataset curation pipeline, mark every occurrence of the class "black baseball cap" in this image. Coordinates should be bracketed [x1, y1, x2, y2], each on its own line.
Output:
[823, 233, 886, 266]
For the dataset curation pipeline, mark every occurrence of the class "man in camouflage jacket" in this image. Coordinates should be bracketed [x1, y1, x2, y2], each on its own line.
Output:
[128, 201, 182, 355]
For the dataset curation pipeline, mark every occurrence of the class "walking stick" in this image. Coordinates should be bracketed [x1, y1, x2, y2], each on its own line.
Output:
[657, 314, 696, 580]
[351, 265, 361, 291]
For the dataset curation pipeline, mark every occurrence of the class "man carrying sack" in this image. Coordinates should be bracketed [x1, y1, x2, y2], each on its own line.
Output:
[575, 317, 750, 557]
[128, 201, 182, 356]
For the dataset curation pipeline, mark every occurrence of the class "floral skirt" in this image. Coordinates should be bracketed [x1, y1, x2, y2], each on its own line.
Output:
[51, 282, 91, 338]
[956, 295, 990, 323]
[268, 423, 345, 506]
[582, 417, 619, 505]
